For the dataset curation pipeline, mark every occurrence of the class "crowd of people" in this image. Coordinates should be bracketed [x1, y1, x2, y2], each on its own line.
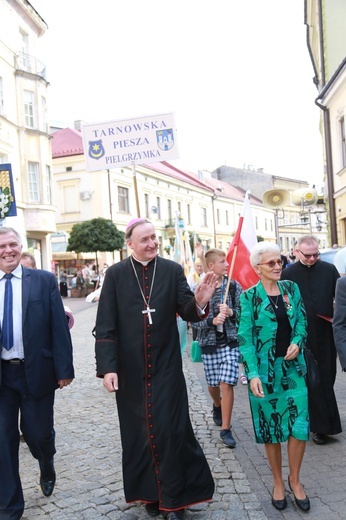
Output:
[1, 221, 346, 519]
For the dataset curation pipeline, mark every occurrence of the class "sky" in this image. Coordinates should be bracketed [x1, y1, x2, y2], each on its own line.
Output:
[33, 0, 324, 188]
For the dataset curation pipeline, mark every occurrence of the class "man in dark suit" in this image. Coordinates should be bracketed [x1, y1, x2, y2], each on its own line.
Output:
[0, 227, 74, 520]
[332, 276, 346, 372]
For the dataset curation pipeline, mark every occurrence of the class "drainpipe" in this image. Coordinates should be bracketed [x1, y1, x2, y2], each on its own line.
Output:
[313, 0, 337, 245]
[314, 99, 337, 245]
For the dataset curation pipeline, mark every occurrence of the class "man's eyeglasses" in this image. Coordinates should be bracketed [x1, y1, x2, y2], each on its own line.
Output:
[299, 250, 320, 259]
[257, 259, 283, 268]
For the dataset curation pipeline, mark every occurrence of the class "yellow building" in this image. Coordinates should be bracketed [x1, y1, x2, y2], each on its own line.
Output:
[51, 124, 276, 272]
[0, 0, 56, 268]
[305, 0, 346, 245]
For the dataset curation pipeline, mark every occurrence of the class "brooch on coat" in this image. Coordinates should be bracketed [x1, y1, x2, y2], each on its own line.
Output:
[283, 294, 292, 311]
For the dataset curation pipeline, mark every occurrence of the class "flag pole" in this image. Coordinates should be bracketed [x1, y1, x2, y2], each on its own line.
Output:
[222, 189, 251, 303]
[223, 243, 239, 304]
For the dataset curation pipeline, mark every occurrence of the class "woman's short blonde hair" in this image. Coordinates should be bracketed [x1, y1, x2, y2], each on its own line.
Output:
[250, 242, 281, 267]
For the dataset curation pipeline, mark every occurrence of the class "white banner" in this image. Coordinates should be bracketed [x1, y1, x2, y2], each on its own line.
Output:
[82, 112, 179, 171]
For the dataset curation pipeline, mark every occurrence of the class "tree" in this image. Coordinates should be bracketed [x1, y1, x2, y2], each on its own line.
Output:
[67, 218, 125, 270]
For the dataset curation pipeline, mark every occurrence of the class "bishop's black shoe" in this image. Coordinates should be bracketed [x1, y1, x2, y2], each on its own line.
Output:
[163, 510, 185, 520]
[145, 502, 160, 517]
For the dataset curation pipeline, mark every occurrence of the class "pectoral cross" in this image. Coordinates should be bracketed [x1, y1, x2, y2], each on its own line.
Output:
[142, 305, 156, 325]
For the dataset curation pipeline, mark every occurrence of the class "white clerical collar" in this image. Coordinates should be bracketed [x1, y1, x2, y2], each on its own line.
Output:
[132, 255, 156, 266]
[299, 259, 311, 267]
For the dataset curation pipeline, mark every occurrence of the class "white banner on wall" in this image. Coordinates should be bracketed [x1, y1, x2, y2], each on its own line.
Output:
[82, 112, 179, 171]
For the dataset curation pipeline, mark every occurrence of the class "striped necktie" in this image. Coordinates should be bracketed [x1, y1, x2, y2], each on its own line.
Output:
[2, 273, 14, 351]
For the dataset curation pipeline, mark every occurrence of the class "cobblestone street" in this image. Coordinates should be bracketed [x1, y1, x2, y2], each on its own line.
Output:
[18, 299, 346, 519]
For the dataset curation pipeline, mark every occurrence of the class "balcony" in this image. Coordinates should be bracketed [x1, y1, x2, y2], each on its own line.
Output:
[15, 52, 46, 80]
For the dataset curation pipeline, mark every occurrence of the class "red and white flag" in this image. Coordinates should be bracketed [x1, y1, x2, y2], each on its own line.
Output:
[226, 190, 259, 290]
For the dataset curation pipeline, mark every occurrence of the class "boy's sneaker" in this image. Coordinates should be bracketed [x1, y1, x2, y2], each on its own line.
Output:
[220, 428, 236, 448]
[212, 404, 222, 426]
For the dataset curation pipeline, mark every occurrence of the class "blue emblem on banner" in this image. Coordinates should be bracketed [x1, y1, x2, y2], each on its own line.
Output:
[88, 139, 105, 160]
[157, 129, 174, 151]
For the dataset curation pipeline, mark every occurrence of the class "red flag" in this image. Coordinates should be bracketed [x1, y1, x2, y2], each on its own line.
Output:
[226, 191, 259, 290]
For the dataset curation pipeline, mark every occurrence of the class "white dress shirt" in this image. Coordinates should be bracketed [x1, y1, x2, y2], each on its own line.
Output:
[0, 264, 24, 360]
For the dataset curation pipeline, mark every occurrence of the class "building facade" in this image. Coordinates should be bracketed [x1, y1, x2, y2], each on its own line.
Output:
[211, 164, 329, 251]
[0, 0, 55, 269]
[51, 125, 276, 274]
[305, 0, 346, 245]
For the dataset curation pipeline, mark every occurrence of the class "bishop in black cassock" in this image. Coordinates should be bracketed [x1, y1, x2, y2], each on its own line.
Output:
[95, 219, 215, 516]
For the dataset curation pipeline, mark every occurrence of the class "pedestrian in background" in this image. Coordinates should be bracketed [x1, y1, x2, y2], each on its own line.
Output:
[237, 242, 310, 512]
[94, 218, 216, 520]
[186, 260, 205, 291]
[0, 227, 74, 520]
[20, 252, 36, 269]
[332, 276, 346, 371]
[76, 270, 85, 297]
[281, 234, 341, 445]
[192, 248, 242, 449]
[59, 270, 68, 297]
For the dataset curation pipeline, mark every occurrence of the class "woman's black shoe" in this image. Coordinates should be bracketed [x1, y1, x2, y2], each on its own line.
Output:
[271, 488, 287, 511]
[288, 477, 310, 512]
[271, 496, 287, 511]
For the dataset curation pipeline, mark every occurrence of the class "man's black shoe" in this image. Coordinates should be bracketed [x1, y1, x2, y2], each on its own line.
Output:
[312, 432, 326, 445]
[40, 471, 56, 496]
[163, 510, 185, 519]
[212, 404, 222, 426]
[145, 502, 160, 517]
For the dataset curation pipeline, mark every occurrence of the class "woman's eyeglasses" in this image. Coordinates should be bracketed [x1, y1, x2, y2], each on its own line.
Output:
[257, 259, 283, 268]
[299, 250, 320, 259]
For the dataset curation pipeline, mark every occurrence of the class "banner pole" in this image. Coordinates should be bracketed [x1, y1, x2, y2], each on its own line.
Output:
[132, 161, 141, 217]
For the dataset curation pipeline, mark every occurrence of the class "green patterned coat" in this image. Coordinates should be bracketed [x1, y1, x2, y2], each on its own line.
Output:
[237, 280, 307, 389]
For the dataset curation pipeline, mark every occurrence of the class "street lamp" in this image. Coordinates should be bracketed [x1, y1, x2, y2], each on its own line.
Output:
[314, 211, 328, 232]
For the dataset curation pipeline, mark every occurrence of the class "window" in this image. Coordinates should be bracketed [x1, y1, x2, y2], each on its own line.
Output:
[178, 201, 181, 215]
[0, 77, 3, 116]
[144, 193, 149, 218]
[225, 210, 229, 226]
[167, 199, 172, 222]
[217, 208, 220, 225]
[156, 196, 161, 219]
[20, 29, 29, 55]
[201, 207, 207, 227]
[42, 96, 48, 133]
[24, 90, 34, 128]
[118, 186, 129, 213]
[19, 29, 30, 70]
[28, 162, 40, 202]
[187, 203, 191, 225]
[44, 165, 51, 204]
[340, 117, 346, 169]
[63, 185, 76, 213]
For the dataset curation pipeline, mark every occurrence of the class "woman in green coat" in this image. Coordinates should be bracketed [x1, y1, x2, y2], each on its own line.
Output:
[237, 242, 310, 513]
